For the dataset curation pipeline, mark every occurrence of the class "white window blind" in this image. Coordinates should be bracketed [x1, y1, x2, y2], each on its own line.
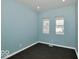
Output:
[56, 16, 64, 35]
[43, 18, 49, 34]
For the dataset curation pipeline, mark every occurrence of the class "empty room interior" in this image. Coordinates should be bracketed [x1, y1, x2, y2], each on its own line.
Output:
[1, 0, 78, 59]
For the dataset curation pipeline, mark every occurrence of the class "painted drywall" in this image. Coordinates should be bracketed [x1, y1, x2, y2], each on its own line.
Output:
[1, 0, 38, 57]
[38, 4, 77, 51]
[75, 2, 78, 51]
[1, 0, 78, 58]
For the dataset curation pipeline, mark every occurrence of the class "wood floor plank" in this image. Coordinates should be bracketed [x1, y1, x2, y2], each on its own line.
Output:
[8, 43, 78, 59]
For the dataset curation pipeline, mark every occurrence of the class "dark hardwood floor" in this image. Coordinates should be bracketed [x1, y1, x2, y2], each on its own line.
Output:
[8, 43, 78, 59]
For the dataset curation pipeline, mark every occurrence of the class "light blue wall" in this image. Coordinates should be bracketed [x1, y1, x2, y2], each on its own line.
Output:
[1, 0, 38, 57]
[2, 0, 78, 58]
[39, 4, 77, 50]
[75, 2, 78, 51]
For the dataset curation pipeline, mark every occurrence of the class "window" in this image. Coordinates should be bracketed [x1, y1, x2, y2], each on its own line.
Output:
[56, 16, 64, 35]
[43, 18, 49, 34]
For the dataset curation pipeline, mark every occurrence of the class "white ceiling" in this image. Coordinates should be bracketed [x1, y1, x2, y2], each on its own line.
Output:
[17, 0, 77, 12]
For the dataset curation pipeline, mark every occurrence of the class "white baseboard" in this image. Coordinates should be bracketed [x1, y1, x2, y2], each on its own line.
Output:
[38, 41, 75, 49]
[2, 41, 78, 59]
[74, 49, 78, 58]
[2, 41, 39, 59]
[38, 41, 78, 58]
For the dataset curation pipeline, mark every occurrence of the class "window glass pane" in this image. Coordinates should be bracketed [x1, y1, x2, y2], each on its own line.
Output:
[43, 19, 49, 34]
[56, 16, 64, 35]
